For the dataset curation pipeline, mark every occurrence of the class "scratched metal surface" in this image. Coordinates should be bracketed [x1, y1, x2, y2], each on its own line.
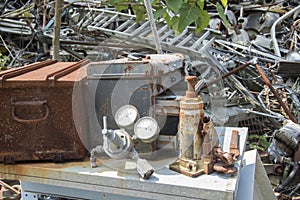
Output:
[0, 127, 247, 200]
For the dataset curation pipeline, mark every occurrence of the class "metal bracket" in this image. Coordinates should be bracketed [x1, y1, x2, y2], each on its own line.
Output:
[22, 192, 39, 200]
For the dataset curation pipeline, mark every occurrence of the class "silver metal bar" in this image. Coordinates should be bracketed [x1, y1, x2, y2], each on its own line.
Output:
[215, 40, 246, 57]
[198, 36, 215, 53]
[242, 109, 284, 119]
[177, 33, 194, 47]
[168, 29, 189, 44]
[139, 29, 152, 37]
[89, 8, 135, 18]
[147, 24, 169, 40]
[80, 12, 95, 27]
[159, 30, 174, 41]
[157, 24, 169, 35]
[131, 21, 150, 36]
[103, 116, 107, 130]
[84, 9, 229, 59]
[88, 25, 131, 36]
[94, 16, 109, 27]
[0, 19, 28, 26]
[115, 19, 133, 31]
[144, 0, 163, 53]
[91, 12, 105, 24]
[100, 14, 119, 28]
[271, 5, 300, 57]
[216, 40, 284, 61]
[191, 31, 210, 49]
[0, 26, 31, 35]
[123, 22, 138, 34]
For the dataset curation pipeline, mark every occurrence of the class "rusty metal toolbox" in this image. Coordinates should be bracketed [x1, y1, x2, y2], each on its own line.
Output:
[0, 60, 89, 164]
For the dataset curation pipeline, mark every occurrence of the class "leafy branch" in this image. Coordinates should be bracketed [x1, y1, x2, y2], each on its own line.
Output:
[108, 0, 228, 34]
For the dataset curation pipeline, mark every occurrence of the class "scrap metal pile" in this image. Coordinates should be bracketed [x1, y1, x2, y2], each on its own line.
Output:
[0, 0, 108, 69]
[0, 0, 300, 199]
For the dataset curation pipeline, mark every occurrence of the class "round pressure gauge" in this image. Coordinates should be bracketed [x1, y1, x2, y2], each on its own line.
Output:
[134, 117, 159, 143]
[114, 105, 139, 129]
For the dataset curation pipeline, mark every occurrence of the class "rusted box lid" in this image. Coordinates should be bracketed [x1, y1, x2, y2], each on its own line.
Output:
[0, 60, 89, 88]
[87, 53, 184, 79]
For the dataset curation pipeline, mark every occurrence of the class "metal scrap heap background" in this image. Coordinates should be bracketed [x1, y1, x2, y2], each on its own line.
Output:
[0, 0, 300, 199]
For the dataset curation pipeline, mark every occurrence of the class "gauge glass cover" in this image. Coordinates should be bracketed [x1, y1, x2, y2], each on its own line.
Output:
[115, 105, 139, 128]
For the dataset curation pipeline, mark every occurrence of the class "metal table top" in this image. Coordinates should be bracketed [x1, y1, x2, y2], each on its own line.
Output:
[0, 127, 248, 200]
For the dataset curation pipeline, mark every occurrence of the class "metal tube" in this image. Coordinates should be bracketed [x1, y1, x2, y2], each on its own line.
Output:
[242, 108, 284, 119]
[274, 162, 299, 192]
[255, 64, 297, 123]
[215, 40, 283, 61]
[0, 180, 20, 195]
[144, 0, 163, 54]
[271, 5, 300, 57]
[200, 61, 253, 91]
[90, 145, 103, 168]
[289, 183, 300, 196]
[103, 116, 107, 130]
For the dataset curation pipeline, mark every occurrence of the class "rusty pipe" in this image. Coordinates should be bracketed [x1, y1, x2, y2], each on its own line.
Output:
[254, 64, 297, 123]
[0, 180, 20, 196]
[199, 61, 253, 91]
[186, 76, 197, 98]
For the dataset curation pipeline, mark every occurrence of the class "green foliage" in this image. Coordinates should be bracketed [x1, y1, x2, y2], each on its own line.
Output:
[108, 0, 221, 34]
[164, 0, 183, 13]
[0, 52, 10, 70]
[158, 1, 210, 34]
[109, 0, 147, 21]
[178, 3, 202, 33]
[153, 7, 165, 20]
[195, 8, 210, 34]
[132, 4, 147, 21]
[197, 0, 205, 10]
[216, 2, 230, 29]
[247, 134, 270, 152]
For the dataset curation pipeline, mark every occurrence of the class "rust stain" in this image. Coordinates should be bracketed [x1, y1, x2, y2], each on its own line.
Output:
[0, 159, 90, 181]
[149, 81, 155, 116]
[0, 81, 86, 164]
[156, 70, 164, 92]
[124, 65, 133, 76]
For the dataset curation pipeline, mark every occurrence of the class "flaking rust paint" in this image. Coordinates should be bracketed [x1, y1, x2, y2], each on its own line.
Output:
[123, 65, 133, 76]
[0, 160, 90, 183]
[156, 70, 164, 93]
[179, 109, 202, 159]
[0, 61, 87, 163]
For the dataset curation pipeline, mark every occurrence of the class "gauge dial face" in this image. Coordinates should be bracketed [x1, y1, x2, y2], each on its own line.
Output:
[115, 105, 139, 128]
[134, 117, 159, 143]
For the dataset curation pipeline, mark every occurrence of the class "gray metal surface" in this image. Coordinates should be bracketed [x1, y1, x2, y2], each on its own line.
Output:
[236, 150, 276, 200]
[0, 127, 248, 200]
[22, 191, 38, 200]
[87, 54, 185, 143]
[22, 182, 150, 200]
